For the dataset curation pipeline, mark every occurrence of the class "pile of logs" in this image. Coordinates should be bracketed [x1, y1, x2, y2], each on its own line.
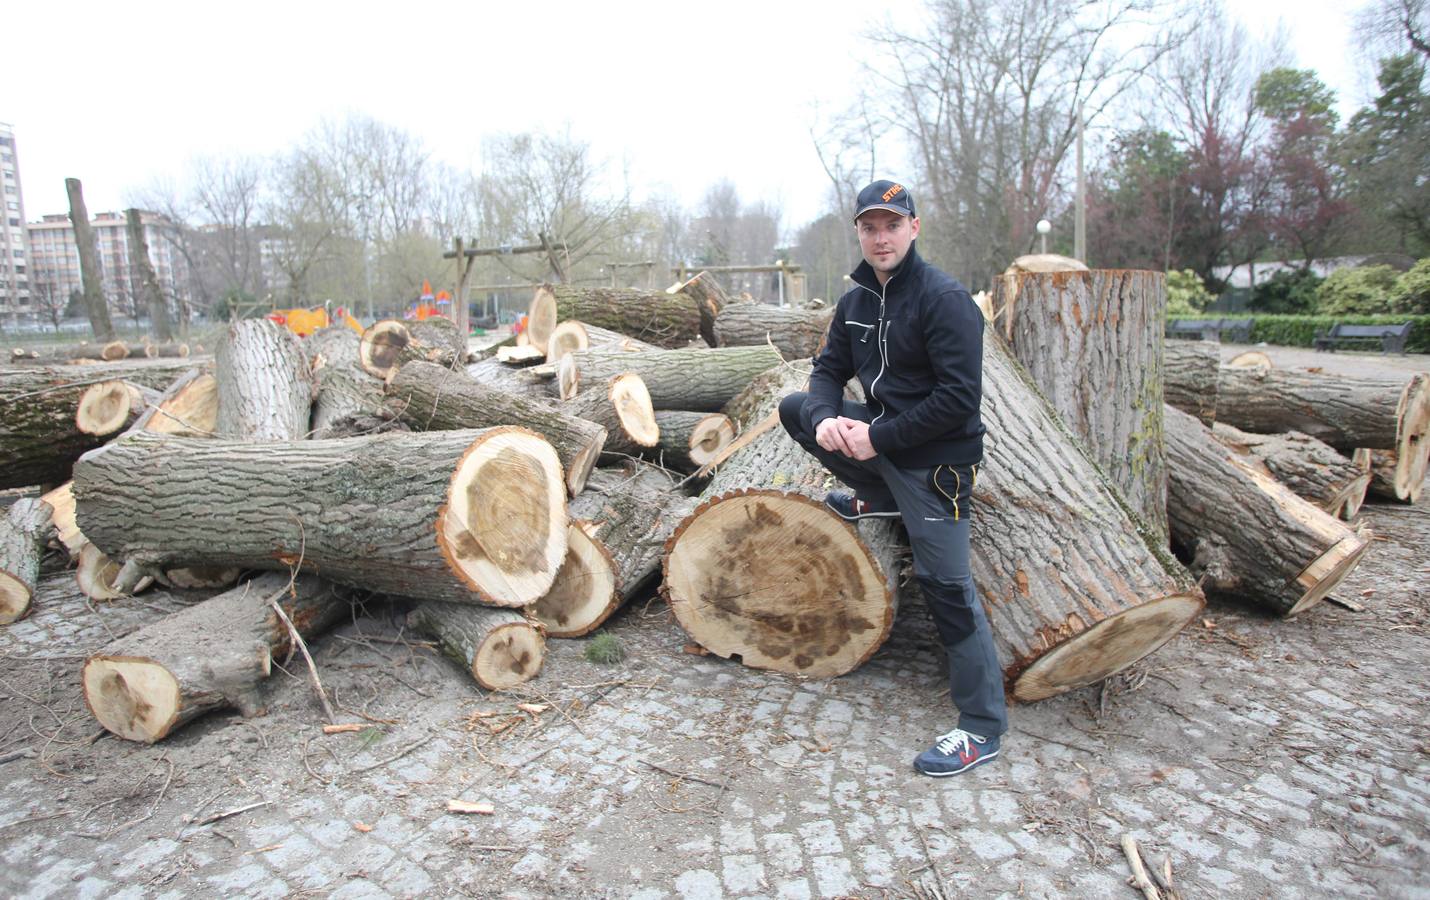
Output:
[1, 267, 1423, 745]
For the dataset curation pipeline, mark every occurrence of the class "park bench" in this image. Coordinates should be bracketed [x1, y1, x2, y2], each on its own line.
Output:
[1313, 322, 1413, 354]
[1166, 317, 1254, 342]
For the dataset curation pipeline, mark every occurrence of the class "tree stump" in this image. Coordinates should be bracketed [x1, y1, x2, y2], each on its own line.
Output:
[306, 324, 398, 439]
[387, 360, 606, 496]
[558, 345, 783, 411]
[650, 411, 736, 471]
[0, 499, 53, 625]
[712, 303, 834, 359]
[1212, 424, 1371, 520]
[72, 428, 568, 607]
[1165, 405, 1371, 616]
[215, 319, 312, 441]
[1163, 339, 1219, 427]
[535, 284, 707, 348]
[82, 573, 350, 742]
[993, 269, 1169, 542]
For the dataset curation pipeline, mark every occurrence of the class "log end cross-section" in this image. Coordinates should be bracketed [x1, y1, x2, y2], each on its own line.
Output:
[75, 381, 151, 436]
[409, 602, 546, 691]
[530, 523, 619, 638]
[437, 428, 569, 607]
[1393, 373, 1430, 501]
[663, 490, 895, 679]
[359, 320, 412, 380]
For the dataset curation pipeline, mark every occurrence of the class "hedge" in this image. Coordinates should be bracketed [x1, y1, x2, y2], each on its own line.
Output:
[1171, 314, 1430, 353]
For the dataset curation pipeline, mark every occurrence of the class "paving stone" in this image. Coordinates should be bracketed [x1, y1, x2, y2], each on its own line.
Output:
[674, 868, 723, 899]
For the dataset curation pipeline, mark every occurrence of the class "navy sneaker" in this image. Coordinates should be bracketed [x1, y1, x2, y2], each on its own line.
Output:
[824, 491, 901, 521]
[913, 728, 1000, 777]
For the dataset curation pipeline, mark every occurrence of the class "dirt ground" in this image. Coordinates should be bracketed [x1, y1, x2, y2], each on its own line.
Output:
[0, 345, 1426, 899]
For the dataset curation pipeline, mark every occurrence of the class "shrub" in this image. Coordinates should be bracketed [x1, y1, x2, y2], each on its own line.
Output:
[1250, 268, 1321, 314]
[1165, 269, 1214, 316]
[1392, 258, 1430, 314]
[1172, 313, 1430, 352]
[1315, 265, 1398, 315]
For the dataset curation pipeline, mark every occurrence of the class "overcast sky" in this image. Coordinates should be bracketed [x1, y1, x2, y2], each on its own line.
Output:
[5, 0, 1369, 236]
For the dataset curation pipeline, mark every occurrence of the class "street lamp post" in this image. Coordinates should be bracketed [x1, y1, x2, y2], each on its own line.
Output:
[1036, 219, 1051, 255]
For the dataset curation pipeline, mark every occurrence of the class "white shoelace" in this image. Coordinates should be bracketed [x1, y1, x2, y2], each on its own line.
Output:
[934, 728, 978, 756]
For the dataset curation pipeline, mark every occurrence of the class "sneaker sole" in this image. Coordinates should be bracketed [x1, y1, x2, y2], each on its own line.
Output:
[824, 501, 901, 522]
[913, 749, 998, 777]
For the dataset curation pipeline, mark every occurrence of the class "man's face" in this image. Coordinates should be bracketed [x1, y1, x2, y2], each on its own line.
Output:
[857, 209, 920, 281]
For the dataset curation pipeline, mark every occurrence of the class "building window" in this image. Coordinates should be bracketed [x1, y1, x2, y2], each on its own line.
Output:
[5, 202, 15, 211]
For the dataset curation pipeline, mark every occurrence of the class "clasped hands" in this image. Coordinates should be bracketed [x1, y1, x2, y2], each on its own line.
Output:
[815, 416, 878, 460]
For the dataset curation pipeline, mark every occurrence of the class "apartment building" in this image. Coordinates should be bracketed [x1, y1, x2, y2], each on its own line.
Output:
[0, 122, 30, 317]
[27, 209, 191, 320]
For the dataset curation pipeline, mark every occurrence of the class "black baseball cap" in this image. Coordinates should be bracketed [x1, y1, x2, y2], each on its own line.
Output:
[854, 180, 916, 221]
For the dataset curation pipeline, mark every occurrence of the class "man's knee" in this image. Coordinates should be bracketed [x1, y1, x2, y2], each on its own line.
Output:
[922, 576, 980, 646]
[778, 391, 811, 439]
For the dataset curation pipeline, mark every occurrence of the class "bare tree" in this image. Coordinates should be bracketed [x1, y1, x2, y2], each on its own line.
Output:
[1357, 0, 1430, 62]
[191, 155, 264, 301]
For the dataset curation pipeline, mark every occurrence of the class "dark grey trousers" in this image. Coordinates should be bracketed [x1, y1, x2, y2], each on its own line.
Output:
[779, 391, 1008, 738]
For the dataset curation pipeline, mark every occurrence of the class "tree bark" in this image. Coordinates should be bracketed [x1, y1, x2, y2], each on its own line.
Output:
[66, 178, 115, 341]
[75, 381, 160, 437]
[537, 284, 708, 348]
[215, 319, 312, 440]
[304, 324, 398, 439]
[994, 269, 1169, 542]
[387, 359, 606, 496]
[464, 355, 557, 400]
[562, 374, 659, 459]
[125, 208, 174, 342]
[1163, 339, 1218, 427]
[72, 428, 568, 607]
[649, 411, 736, 471]
[1212, 423, 1371, 520]
[558, 345, 783, 411]
[674, 271, 731, 346]
[713, 303, 834, 359]
[533, 465, 697, 637]
[82, 573, 350, 742]
[1165, 405, 1371, 616]
[407, 601, 544, 691]
[0, 499, 53, 625]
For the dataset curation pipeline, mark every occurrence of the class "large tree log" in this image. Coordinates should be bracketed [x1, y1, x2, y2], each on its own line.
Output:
[0, 361, 199, 490]
[563, 374, 659, 459]
[1212, 424, 1371, 520]
[12, 341, 132, 364]
[305, 324, 399, 439]
[535, 284, 708, 349]
[82, 573, 350, 743]
[994, 269, 1169, 541]
[1165, 405, 1370, 616]
[387, 360, 606, 496]
[1163, 339, 1219, 427]
[215, 319, 312, 441]
[712, 303, 834, 359]
[649, 411, 736, 471]
[359, 318, 467, 381]
[75, 382, 160, 437]
[0, 499, 53, 625]
[73, 428, 568, 607]
[672, 271, 731, 346]
[663, 362, 904, 678]
[532, 465, 697, 637]
[408, 602, 545, 691]
[558, 345, 783, 411]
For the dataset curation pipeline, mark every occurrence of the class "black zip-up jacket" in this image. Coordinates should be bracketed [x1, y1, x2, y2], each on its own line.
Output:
[805, 243, 985, 467]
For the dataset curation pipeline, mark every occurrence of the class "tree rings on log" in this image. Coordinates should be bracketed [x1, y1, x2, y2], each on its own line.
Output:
[408, 602, 545, 691]
[652, 411, 736, 470]
[546, 320, 589, 365]
[359, 320, 414, 380]
[76, 381, 156, 436]
[564, 374, 659, 456]
[528, 285, 560, 355]
[531, 523, 618, 638]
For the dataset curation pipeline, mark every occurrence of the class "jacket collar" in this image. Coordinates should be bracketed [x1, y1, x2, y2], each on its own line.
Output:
[850, 241, 923, 297]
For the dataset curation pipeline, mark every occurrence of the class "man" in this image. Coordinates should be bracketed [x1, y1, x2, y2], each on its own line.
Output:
[777, 179, 1007, 777]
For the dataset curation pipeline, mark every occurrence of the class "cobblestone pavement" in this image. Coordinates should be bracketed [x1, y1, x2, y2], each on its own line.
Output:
[0, 491, 1426, 899]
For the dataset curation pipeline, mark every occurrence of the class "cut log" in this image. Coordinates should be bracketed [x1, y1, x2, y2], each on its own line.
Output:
[1163, 339, 1219, 427]
[143, 343, 191, 359]
[712, 303, 834, 359]
[75, 542, 153, 601]
[0, 499, 53, 625]
[387, 359, 606, 496]
[464, 355, 555, 399]
[553, 322, 660, 358]
[993, 269, 1169, 541]
[215, 319, 312, 441]
[672, 271, 731, 346]
[526, 287, 559, 355]
[73, 428, 568, 607]
[558, 345, 783, 411]
[20, 340, 133, 363]
[1227, 349, 1272, 369]
[130, 369, 218, 437]
[82, 573, 350, 742]
[408, 601, 544, 691]
[497, 345, 545, 365]
[1165, 405, 1371, 616]
[563, 374, 659, 459]
[546, 320, 589, 365]
[532, 465, 697, 637]
[40, 482, 85, 558]
[1358, 448, 1420, 504]
[663, 362, 904, 678]
[1212, 424, 1372, 520]
[536, 284, 707, 348]
[75, 381, 160, 437]
[358, 319, 466, 381]
[0, 360, 199, 490]
[650, 411, 736, 471]
[409, 317, 469, 365]
[305, 324, 398, 439]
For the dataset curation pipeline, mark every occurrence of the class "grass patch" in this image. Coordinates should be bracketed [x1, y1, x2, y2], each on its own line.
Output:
[583, 631, 624, 665]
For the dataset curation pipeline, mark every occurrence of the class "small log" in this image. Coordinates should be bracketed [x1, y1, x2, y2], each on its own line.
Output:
[497, 345, 545, 366]
[537, 284, 707, 349]
[407, 602, 544, 691]
[82, 573, 350, 742]
[1165, 405, 1371, 616]
[672, 271, 731, 346]
[359, 319, 466, 381]
[1212, 424, 1372, 520]
[545, 320, 588, 365]
[75, 381, 160, 437]
[532, 465, 697, 637]
[409, 317, 469, 365]
[0, 499, 54, 625]
[558, 345, 783, 411]
[561, 322, 660, 355]
[387, 360, 606, 496]
[73, 428, 568, 607]
[143, 343, 191, 359]
[712, 303, 834, 359]
[563, 374, 659, 459]
[1359, 448, 1420, 504]
[215, 319, 312, 441]
[305, 325, 398, 439]
[650, 411, 736, 471]
[1163, 339, 1219, 427]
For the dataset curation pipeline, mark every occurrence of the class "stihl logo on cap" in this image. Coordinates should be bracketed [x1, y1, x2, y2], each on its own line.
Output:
[882, 184, 905, 202]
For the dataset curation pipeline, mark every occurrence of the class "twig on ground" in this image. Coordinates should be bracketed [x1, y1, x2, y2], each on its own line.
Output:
[639, 758, 727, 790]
[195, 800, 270, 828]
[348, 735, 430, 776]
